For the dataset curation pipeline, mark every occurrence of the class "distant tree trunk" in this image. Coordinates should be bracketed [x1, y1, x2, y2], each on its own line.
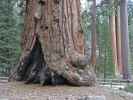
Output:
[109, 0, 119, 76]
[120, 0, 130, 79]
[91, 0, 97, 66]
[9, 0, 96, 86]
[115, 6, 122, 75]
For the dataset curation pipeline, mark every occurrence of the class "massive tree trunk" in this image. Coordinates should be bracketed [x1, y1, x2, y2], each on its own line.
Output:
[120, 0, 130, 79]
[9, 0, 96, 86]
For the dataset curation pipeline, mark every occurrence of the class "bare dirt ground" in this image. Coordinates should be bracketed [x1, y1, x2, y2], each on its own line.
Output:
[0, 82, 133, 100]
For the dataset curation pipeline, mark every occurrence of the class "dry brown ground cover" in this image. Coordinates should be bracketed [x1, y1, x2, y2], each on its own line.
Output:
[0, 82, 133, 100]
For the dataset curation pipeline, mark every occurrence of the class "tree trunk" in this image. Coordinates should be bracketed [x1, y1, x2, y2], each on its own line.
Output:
[9, 0, 96, 86]
[115, 6, 123, 75]
[109, 0, 119, 76]
[120, 0, 130, 79]
[91, 0, 97, 66]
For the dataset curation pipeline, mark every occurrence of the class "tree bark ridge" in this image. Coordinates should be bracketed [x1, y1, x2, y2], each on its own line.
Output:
[9, 0, 96, 86]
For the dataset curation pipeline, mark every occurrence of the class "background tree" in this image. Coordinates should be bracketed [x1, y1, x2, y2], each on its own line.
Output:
[90, 0, 97, 67]
[115, 1, 123, 75]
[109, 0, 119, 76]
[120, 0, 130, 79]
[128, 0, 133, 77]
[95, 0, 115, 78]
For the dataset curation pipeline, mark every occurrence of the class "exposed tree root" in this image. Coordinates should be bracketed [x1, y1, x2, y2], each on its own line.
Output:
[9, 38, 96, 86]
[9, 38, 67, 85]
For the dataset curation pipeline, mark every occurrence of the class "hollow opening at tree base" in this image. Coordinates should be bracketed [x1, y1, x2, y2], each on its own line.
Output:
[9, 37, 96, 86]
[9, 38, 68, 85]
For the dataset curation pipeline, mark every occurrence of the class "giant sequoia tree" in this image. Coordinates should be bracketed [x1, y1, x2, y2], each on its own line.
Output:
[9, 0, 96, 86]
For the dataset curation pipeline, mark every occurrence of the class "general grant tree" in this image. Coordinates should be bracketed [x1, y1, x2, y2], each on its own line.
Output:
[9, 0, 96, 86]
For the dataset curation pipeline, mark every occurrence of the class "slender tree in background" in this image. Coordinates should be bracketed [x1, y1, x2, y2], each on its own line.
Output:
[115, 5, 123, 75]
[109, 0, 119, 76]
[91, 0, 97, 67]
[120, 0, 130, 79]
[9, 0, 96, 86]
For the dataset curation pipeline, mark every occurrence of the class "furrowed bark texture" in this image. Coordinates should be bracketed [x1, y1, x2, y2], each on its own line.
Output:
[9, 0, 96, 86]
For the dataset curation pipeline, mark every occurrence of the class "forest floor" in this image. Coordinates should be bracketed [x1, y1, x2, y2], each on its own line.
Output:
[0, 82, 133, 100]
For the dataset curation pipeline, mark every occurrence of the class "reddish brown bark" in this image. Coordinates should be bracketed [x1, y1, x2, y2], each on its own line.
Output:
[91, 0, 97, 66]
[9, 0, 96, 86]
[109, 14, 119, 76]
[109, 0, 119, 76]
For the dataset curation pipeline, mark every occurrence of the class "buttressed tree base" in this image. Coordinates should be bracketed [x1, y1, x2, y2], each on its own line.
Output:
[9, 0, 96, 86]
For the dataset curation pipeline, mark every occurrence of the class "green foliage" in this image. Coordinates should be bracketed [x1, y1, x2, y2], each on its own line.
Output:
[128, 1, 133, 74]
[81, 0, 115, 79]
[81, 10, 91, 42]
[0, 0, 23, 76]
[96, 15, 115, 79]
[81, 0, 133, 79]
[124, 84, 133, 93]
